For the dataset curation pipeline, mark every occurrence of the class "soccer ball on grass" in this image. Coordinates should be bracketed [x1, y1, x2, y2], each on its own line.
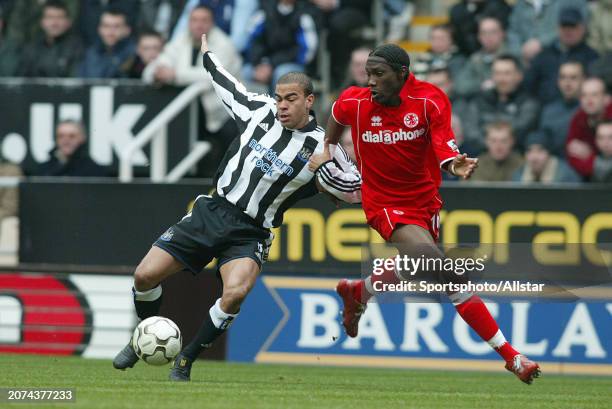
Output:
[132, 316, 182, 365]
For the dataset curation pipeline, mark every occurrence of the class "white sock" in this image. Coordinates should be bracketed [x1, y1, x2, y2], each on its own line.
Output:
[487, 329, 507, 349]
[133, 284, 162, 301]
[209, 298, 238, 330]
[364, 276, 375, 295]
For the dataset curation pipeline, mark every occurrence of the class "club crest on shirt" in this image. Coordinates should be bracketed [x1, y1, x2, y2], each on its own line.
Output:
[404, 113, 419, 128]
[371, 116, 383, 127]
[296, 146, 313, 163]
[160, 228, 174, 241]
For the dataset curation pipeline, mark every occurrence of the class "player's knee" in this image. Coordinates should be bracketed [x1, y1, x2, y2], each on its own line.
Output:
[133, 264, 158, 291]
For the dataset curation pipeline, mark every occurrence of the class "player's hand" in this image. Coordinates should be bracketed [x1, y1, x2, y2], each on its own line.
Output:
[200, 34, 209, 54]
[450, 153, 478, 180]
[308, 141, 332, 172]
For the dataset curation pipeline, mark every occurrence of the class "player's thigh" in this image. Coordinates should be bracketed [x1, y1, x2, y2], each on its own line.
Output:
[134, 246, 185, 290]
[219, 258, 260, 308]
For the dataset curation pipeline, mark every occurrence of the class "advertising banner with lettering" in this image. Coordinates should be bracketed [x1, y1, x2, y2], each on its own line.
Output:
[227, 276, 612, 375]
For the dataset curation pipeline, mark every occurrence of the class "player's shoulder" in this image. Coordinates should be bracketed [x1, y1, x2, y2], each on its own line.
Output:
[408, 75, 451, 113]
[337, 86, 371, 102]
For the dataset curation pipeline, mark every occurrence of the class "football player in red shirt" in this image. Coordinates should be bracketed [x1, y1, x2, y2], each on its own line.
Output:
[309, 44, 540, 384]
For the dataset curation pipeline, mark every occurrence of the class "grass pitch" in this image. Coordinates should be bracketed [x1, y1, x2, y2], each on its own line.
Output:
[0, 354, 610, 409]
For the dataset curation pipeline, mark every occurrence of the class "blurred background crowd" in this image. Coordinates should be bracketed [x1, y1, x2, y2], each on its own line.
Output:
[0, 0, 611, 185]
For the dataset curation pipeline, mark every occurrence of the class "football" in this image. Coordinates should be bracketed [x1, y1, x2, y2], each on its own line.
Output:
[132, 316, 182, 365]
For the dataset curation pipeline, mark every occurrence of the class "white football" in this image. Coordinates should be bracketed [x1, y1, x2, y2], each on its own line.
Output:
[132, 316, 182, 365]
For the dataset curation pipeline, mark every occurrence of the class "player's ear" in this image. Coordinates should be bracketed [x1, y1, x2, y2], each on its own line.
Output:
[306, 94, 315, 109]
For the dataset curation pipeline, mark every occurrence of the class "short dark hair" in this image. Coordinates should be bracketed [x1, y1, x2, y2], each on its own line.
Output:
[192, 5, 214, 16]
[138, 29, 163, 42]
[43, 0, 69, 16]
[56, 119, 86, 138]
[101, 7, 129, 25]
[276, 72, 314, 96]
[486, 121, 514, 138]
[596, 119, 612, 132]
[369, 43, 411, 73]
[493, 53, 522, 71]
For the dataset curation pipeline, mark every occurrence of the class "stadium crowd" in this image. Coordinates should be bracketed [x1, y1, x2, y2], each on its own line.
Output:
[0, 0, 611, 184]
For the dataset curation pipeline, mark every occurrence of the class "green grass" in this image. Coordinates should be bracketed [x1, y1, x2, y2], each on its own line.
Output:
[0, 354, 610, 409]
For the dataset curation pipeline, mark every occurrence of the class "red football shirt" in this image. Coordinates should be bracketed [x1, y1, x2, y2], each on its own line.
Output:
[332, 73, 459, 217]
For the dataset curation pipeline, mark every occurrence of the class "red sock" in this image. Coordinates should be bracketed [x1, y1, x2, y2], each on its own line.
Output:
[455, 295, 500, 342]
[496, 342, 520, 362]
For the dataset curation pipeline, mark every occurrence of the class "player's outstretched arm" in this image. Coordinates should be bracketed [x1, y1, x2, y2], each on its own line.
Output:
[309, 142, 362, 203]
[200, 34, 268, 125]
[324, 114, 346, 151]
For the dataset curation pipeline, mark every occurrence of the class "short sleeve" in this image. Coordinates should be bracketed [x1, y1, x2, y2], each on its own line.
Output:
[331, 87, 356, 127]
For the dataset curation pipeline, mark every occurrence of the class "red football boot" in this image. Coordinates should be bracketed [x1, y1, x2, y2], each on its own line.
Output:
[336, 279, 367, 338]
[505, 354, 542, 385]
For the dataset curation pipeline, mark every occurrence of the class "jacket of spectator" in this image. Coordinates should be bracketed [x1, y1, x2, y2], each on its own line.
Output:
[0, 162, 21, 223]
[35, 144, 108, 177]
[5, 0, 79, 45]
[143, 26, 241, 132]
[470, 151, 523, 182]
[566, 102, 612, 178]
[449, 0, 511, 56]
[525, 39, 598, 105]
[513, 156, 579, 183]
[587, 0, 612, 55]
[464, 88, 540, 151]
[246, 1, 317, 68]
[507, 0, 588, 54]
[538, 99, 580, 157]
[19, 31, 83, 77]
[454, 44, 510, 99]
[590, 52, 612, 93]
[0, 36, 18, 76]
[138, 0, 186, 39]
[79, 37, 136, 78]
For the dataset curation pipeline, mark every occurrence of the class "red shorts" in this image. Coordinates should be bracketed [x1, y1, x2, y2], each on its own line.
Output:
[367, 197, 442, 242]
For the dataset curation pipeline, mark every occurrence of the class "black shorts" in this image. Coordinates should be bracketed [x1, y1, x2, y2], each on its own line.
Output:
[153, 195, 273, 274]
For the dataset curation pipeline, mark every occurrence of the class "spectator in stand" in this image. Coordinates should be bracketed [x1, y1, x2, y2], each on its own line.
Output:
[464, 54, 539, 152]
[0, 5, 20, 76]
[34, 119, 108, 177]
[79, 0, 138, 47]
[590, 52, 612, 94]
[243, 0, 317, 91]
[340, 46, 371, 89]
[5, 0, 78, 46]
[413, 24, 465, 80]
[79, 8, 136, 78]
[513, 131, 580, 184]
[538, 61, 584, 157]
[592, 120, 612, 183]
[449, 0, 511, 56]
[127, 30, 164, 78]
[143, 5, 241, 176]
[587, 0, 612, 55]
[507, 0, 588, 64]
[173, 0, 233, 39]
[469, 121, 523, 182]
[566, 77, 612, 179]
[426, 65, 469, 123]
[524, 7, 598, 105]
[309, 0, 370, 88]
[19, 0, 83, 78]
[454, 16, 511, 99]
[138, 0, 186, 40]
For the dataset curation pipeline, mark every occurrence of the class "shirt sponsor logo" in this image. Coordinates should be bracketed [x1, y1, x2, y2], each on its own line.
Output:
[361, 128, 426, 144]
[404, 113, 419, 128]
[248, 139, 294, 176]
[371, 116, 382, 127]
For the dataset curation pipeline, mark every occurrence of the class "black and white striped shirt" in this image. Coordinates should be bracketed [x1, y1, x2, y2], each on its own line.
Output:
[202, 52, 361, 229]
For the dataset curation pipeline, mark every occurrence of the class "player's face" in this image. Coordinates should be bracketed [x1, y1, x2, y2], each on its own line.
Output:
[275, 83, 314, 129]
[366, 57, 405, 105]
[55, 123, 85, 158]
